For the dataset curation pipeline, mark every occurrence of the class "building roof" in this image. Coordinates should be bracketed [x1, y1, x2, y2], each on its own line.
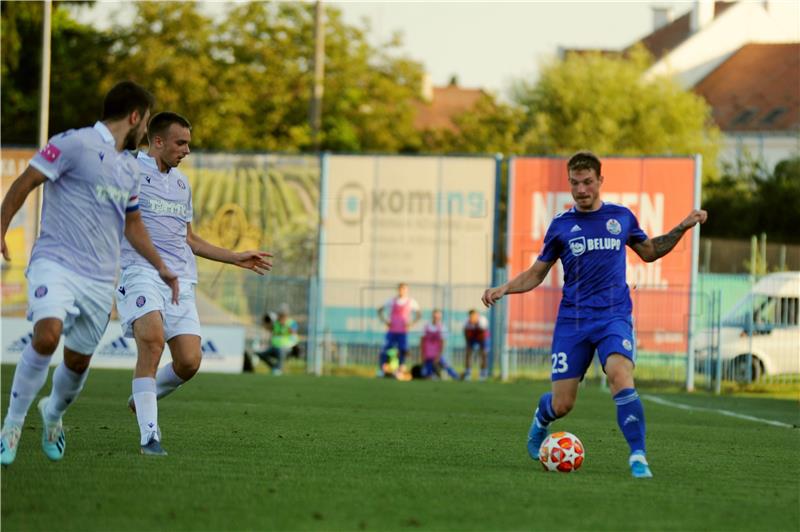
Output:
[635, 2, 736, 60]
[413, 84, 484, 131]
[693, 43, 800, 132]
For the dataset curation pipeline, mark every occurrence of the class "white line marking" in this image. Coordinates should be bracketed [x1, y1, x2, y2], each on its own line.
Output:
[642, 395, 796, 429]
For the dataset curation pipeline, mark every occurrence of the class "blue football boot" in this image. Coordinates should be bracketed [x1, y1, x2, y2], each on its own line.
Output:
[630, 451, 653, 478]
[527, 409, 549, 460]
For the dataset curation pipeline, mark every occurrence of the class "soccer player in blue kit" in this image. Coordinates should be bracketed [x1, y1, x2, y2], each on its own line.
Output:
[482, 151, 707, 478]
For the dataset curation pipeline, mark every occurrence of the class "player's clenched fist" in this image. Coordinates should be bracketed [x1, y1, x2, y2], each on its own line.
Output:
[679, 209, 708, 231]
[482, 285, 507, 307]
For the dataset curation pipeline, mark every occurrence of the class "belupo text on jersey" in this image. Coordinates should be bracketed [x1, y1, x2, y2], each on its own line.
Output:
[538, 202, 648, 319]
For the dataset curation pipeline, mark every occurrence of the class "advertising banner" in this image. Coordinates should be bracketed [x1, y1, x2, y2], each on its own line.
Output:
[2, 318, 245, 373]
[507, 157, 697, 353]
[319, 155, 497, 345]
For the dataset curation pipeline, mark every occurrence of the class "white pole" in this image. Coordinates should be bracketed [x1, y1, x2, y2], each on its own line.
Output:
[35, 0, 53, 237]
[686, 154, 702, 392]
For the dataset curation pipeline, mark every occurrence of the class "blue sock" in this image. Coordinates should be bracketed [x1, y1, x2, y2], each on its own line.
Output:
[535, 392, 559, 427]
[614, 388, 646, 454]
[444, 364, 459, 380]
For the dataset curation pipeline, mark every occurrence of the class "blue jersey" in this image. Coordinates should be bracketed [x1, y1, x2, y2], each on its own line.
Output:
[538, 202, 647, 319]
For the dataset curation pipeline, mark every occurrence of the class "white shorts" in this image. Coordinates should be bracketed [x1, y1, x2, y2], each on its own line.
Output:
[26, 258, 114, 355]
[115, 267, 200, 340]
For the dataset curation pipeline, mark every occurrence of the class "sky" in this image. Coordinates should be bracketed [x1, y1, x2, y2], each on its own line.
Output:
[70, 1, 800, 96]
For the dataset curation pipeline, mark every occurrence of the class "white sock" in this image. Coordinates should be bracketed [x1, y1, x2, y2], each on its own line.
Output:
[45, 362, 89, 422]
[156, 363, 185, 400]
[4, 344, 52, 426]
[132, 377, 158, 445]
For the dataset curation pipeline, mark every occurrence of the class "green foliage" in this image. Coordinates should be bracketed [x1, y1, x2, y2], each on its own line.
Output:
[702, 155, 800, 243]
[511, 46, 720, 179]
[1, 1, 109, 144]
[423, 93, 526, 154]
[1, 1, 424, 152]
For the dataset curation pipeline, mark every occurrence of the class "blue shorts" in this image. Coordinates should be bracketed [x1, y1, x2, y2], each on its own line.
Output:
[466, 339, 489, 351]
[381, 332, 408, 354]
[550, 316, 636, 381]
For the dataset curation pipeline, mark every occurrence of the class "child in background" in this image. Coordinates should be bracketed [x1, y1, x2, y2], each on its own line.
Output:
[420, 309, 459, 380]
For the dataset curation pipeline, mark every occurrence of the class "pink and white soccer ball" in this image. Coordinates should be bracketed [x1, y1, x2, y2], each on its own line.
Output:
[539, 431, 585, 473]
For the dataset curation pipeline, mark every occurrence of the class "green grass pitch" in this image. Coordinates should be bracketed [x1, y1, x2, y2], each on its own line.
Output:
[2, 365, 798, 531]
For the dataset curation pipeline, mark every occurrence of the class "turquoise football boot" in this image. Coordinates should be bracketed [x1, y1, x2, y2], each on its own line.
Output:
[38, 397, 66, 461]
[630, 451, 653, 478]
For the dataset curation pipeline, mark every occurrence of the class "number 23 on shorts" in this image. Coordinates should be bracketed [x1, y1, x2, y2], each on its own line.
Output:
[551, 352, 569, 374]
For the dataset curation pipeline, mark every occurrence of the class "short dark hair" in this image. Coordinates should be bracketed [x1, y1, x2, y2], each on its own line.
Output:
[147, 112, 192, 143]
[102, 81, 155, 121]
[567, 151, 602, 176]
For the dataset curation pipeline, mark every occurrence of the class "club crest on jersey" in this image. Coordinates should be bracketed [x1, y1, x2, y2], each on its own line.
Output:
[606, 218, 621, 235]
[136, 296, 146, 308]
[568, 237, 586, 257]
[622, 339, 633, 351]
[34, 285, 48, 298]
[177, 179, 186, 190]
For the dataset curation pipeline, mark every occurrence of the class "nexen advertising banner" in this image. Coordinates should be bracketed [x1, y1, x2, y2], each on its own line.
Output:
[319, 155, 497, 344]
[2, 318, 245, 373]
[507, 157, 698, 353]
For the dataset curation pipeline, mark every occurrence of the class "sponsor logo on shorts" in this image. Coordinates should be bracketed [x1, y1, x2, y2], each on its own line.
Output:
[606, 218, 621, 235]
[136, 295, 146, 308]
[568, 236, 586, 257]
[622, 338, 633, 351]
[34, 285, 48, 298]
[118, 286, 126, 296]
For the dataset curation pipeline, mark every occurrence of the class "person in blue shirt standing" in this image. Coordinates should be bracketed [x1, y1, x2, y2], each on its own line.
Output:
[482, 151, 707, 478]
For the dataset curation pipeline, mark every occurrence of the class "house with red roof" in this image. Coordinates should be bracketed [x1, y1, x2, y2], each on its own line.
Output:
[562, 1, 799, 169]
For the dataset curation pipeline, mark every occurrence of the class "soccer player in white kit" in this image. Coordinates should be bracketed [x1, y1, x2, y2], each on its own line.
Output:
[116, 112, 272, 455]
[0, 81, 180, 466]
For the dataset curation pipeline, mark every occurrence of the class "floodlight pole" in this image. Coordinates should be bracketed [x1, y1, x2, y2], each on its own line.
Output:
[35, 0, 53, 237]
[309, 0, 325, 151]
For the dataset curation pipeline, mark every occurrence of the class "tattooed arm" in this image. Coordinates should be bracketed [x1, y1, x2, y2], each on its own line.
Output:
[630, 209, 708, 263]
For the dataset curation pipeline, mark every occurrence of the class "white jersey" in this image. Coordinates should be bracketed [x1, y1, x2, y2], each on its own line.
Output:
[29, 122, 140, 283]
[119, 151, 196, 282]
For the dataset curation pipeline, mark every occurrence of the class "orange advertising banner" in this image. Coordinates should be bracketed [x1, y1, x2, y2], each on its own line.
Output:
[506, 157, 698, 353]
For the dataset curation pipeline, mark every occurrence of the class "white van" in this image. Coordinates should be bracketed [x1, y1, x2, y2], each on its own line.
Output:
[707, 272, 800, 381]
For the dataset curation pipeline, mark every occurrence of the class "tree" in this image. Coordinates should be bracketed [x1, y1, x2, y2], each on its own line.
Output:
[755, 156, 800, 243]
[105, 2, 221, 149]
[510, 46, 720, 179]
[422, 93, 526, 155]
[701, 155, 800, 243]
[1, 1, 109, 144]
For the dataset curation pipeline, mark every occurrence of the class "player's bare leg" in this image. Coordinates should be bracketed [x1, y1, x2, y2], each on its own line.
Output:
[1, 318, 62, 466]
[462, 347, 473, 381]
[605, 354, 651, 478]
[479, 348, 488, 381]
[132, 311, 167, 455]
[165, 333, 202, 386]
[528, 378, 579, 459]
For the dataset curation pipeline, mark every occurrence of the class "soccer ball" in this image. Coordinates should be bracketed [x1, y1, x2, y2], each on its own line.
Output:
[539, 431, 585, 473]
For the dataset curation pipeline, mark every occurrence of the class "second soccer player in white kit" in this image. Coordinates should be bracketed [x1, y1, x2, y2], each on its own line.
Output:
[116, 112, 272, 455]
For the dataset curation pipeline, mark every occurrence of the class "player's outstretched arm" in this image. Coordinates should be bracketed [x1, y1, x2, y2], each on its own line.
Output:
[630, 209, 708, 263]
[1, 166, 48, 261]
[125, 210, 180, 303]
[481, 259, 555, 307]
[185, 223, 272, 275]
